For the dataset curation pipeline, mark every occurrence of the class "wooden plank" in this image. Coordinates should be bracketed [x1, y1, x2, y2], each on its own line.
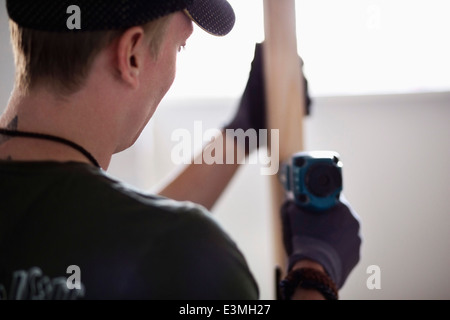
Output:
[263, 0, 306, 298]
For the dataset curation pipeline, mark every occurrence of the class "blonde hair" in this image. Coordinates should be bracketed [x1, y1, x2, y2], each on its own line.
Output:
[10, 14, 172, 95]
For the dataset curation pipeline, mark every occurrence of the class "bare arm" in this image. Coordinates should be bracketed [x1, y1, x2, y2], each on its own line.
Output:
[157, 130, 244, 211]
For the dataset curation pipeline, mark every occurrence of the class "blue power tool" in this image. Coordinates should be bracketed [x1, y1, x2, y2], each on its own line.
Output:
[279, 151, 343, 211]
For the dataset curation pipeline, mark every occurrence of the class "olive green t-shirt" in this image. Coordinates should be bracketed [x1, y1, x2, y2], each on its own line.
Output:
[0, 161, 259, 300]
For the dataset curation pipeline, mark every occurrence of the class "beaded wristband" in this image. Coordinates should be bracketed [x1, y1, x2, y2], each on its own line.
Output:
[279, 268, 339, 300]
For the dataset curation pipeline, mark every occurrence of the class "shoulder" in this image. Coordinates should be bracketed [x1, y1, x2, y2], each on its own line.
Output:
[129, 202, 260, 299]
[70, 165, 260, 299]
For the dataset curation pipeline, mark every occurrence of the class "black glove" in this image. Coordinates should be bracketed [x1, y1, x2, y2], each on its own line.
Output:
[224, 42, 312, 154]
[281, 195, 362, 289]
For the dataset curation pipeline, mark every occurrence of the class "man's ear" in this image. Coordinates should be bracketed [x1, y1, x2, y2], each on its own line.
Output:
[116, 26, 147, 89]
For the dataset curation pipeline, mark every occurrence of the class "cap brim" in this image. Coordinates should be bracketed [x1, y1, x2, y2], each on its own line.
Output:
[185, 0, 235, 37]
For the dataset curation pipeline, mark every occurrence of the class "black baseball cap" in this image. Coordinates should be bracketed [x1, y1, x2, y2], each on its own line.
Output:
[6, 0, 235, 36]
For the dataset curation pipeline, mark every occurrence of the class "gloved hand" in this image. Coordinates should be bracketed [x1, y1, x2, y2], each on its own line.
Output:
[281, 195, 362, 289]
[224, 42, 311, 154]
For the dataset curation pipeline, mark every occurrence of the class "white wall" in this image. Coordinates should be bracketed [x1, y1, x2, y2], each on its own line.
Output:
[1, 0, 449, 300]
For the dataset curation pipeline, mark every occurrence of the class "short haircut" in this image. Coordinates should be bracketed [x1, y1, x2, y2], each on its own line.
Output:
[10, 14, 173, 95]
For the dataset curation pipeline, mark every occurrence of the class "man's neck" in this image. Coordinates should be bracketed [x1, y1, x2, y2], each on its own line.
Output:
[0, 87, 118, 170]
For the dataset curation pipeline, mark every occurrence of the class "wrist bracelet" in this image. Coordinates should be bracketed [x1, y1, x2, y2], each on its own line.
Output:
[279, 268, 339, 300]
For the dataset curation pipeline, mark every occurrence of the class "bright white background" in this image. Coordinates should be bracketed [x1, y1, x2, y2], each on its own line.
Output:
[1, 0, 449, 299]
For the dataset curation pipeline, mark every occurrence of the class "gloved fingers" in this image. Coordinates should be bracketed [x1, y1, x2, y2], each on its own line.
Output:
[280, 201, 295, 256]
[339, 194, 363, 227]
[281, 198, 362, 289]
[251, 42, 264, 70]
[257, 42, 312, 116]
